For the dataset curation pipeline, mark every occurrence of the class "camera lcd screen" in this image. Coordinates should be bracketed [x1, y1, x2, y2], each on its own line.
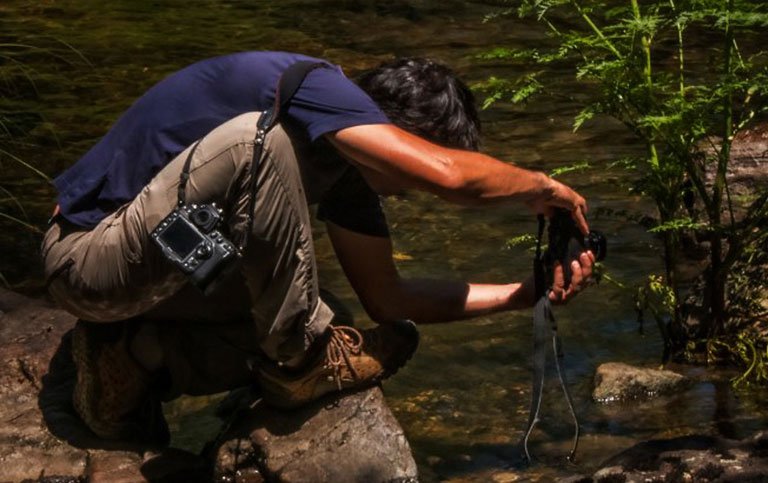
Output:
[162, 217, 204, 259]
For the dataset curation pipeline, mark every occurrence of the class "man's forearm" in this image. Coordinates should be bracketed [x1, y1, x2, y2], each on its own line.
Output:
[331, 124, 551, 205]
[379, 278, 536, 324]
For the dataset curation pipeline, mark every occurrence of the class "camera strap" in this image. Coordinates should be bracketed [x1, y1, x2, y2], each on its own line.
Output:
[241, 60, 330, 251]
[521, 215, 580, 463]
[173, 61, 330, 249]
[177, 141, 202, 206]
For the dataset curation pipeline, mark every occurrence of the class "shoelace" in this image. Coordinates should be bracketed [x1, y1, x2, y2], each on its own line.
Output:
[325, 326, 364, 390]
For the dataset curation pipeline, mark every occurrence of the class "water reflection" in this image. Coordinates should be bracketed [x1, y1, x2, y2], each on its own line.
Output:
[2, 1, 767, 481]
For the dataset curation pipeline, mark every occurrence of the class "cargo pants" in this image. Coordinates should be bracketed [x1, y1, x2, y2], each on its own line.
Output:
[41, 112, 336, 397]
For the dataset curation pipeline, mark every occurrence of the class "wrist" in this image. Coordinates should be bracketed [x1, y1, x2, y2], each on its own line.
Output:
[537, 172, 555, 200]
[505, 281, 536, 311]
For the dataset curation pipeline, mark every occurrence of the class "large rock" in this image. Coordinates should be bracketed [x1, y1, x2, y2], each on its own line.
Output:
[1, 288, 417, 482]
[0, 287, 88, 481]
[584, 431, 768, 482]
[593, 362, 688, 402]
[211, 386, 418, 483]
[706, 124, 768, 197]
[0, 288, 207, 482]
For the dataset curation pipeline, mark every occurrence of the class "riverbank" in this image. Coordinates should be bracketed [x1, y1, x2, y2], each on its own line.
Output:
[4, 287, 768, 482]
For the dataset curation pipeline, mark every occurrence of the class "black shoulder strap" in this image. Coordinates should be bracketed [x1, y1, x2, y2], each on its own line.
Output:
[257, 60, 329, 131]
[178, 60, 329, 210]
[239, 60, 330, 251]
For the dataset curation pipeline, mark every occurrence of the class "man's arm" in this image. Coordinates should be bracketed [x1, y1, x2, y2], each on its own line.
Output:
[327, 222, 592, 324]
[327, 124, 590, 233]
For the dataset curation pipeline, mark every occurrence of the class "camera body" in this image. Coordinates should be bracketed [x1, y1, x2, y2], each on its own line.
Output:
[151, 203, 238, 292]
[545, 209, 607, 288]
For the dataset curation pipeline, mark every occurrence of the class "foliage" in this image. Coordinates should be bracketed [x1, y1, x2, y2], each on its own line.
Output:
[0, 37, 89, 285]
[0, 38, 87, 224]
[479, 0, 768, 381]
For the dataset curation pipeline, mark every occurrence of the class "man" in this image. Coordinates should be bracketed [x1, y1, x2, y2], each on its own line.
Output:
[42, 51, 594, 443]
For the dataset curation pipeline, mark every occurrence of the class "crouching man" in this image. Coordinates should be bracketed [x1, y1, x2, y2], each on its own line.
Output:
[42, 51, 595, 443]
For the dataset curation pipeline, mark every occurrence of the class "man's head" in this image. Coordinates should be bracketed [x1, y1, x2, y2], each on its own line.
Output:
[357, 57, 481, 151]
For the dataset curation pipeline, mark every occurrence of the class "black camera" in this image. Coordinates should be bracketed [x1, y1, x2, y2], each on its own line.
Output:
[151, 203, 239, 293]
[545, 208, 607, 289]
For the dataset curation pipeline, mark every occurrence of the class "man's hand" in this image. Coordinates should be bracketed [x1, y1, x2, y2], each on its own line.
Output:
[548, 250, 596, 304]
[527, 176, 590, 235]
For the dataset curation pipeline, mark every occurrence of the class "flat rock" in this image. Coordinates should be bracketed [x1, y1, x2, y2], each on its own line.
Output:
[211, 386, 418, 483]
[593, 362, 688, 402]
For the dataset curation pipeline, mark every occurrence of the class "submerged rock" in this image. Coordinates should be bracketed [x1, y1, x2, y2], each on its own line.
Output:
[211, 386, 418, 483]
[593, 362, 688, 402]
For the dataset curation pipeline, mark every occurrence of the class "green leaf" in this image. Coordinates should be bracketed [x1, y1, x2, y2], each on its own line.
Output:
[573, 105, 598, 132]
[505, 233, 538, 250]
[511, 75, 543, 103]
[476, 47, 524, 61]
[550, 161, 591, 178]
[648, 217, 707, 233]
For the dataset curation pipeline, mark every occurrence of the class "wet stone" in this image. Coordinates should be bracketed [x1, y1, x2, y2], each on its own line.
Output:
[0, 288, 87, 481]
[584, 432, 768, 482]
[211, 386, 418, 483]
[0, 289, 205, 482]
[593, 362, 688, 402]
[2, 287, 418, 482]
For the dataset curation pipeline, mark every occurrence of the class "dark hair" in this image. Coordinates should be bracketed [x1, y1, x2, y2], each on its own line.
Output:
[356, 58, 481, 151]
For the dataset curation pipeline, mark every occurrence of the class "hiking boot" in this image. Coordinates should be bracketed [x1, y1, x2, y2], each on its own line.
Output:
[71, 320, 169, 444]
[256, 319, 419, 408]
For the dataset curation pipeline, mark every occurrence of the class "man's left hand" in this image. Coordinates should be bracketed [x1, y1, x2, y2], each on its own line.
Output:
[549, 250, 596, 304]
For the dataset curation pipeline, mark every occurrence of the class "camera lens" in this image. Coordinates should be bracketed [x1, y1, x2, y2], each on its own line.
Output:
[586, 231, 607, 261]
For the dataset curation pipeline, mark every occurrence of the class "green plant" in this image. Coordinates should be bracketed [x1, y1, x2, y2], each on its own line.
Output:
[479, 1, 768, 369]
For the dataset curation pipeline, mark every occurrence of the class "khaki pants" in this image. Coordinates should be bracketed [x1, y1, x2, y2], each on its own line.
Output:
[42, 112, 335, 397]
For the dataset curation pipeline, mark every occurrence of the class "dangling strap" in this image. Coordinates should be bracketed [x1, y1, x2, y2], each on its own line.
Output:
[522, 215, 580, 463]
[239, 61, 329, 251]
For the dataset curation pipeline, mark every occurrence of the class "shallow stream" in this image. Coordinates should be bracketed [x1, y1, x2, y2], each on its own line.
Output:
[1, 1, 767, 481]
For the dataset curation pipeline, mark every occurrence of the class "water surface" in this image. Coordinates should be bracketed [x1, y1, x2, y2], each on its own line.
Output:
[1, 1, 766, 481]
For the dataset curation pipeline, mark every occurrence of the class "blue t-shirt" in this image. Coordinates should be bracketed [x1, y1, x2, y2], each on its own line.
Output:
[54, 51, 390, 236]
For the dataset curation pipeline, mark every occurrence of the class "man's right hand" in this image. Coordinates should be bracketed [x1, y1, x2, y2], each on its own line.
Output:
[526, 174, 589, 235]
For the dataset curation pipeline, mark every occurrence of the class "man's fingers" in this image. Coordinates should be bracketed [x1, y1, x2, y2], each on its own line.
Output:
[552, 261, 565, 289]
[548, 249, 597, 305]
[549, 262, 566, 302]
[568, 260, 583, 293]
[572, 205, 589, 235]
[579, 252, 593, 281]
